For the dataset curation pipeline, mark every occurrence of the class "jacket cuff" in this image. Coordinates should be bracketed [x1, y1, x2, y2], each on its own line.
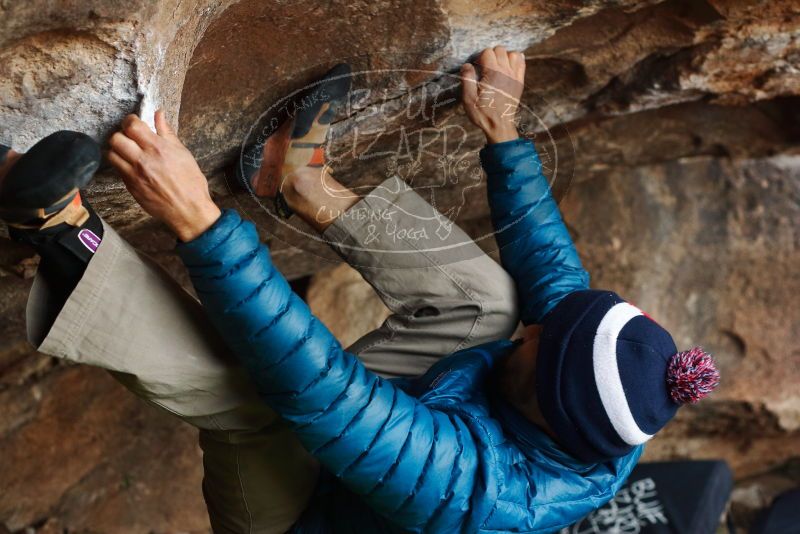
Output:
[479, 137, 536, 174]
[175, 208, 242, 265]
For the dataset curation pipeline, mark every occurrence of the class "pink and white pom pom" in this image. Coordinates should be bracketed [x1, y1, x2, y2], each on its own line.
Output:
[666, 347, 720, 404]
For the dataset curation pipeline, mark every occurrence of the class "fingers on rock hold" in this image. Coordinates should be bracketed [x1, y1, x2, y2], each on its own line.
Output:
[461, 64, 479, 103]
[122, 114, 158, 146]
[154, 110, 175, 137]
[479, 47, 498, 68]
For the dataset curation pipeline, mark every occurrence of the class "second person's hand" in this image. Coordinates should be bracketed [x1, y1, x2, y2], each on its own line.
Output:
[107, 111, 221, 242]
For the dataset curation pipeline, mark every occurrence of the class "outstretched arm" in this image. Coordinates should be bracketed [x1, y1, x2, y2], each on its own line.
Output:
[176, 210, 489, 531]
[481, 139, 589, 323]
[461, 47, 589, 324]
[107, 111, 486, 532]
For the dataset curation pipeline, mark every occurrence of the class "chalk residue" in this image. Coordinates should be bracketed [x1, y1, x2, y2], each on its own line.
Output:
[135, 37, 167, 132]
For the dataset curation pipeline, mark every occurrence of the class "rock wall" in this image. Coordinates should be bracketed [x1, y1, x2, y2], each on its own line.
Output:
[1, 0, 798, 531]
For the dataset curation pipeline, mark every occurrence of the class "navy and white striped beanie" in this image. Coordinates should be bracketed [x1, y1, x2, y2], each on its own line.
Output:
[536, 290, 719, 462]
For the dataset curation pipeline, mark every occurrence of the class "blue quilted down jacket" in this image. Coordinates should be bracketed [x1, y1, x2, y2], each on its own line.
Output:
[176, 139, 641, 532]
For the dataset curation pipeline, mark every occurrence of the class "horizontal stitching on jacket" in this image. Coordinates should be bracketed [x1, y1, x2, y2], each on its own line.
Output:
[292, 353, 360, 432]
[197, 217, 242, 258]
[269, 338, 338, 399]
[339, 385, 398, 477]
[259, 316, 314, 372]
[498, 482, 613, 511]
[366, 404, 418, 499]
[207, 247, 259, 280]
[311, 375, 381, 457]
[225, 268, 276, 313]
[287, 339, 340, 399]
[498, 220, 560, 245]
[485, 500, 600, 533]
[492, 216, 559, 245]
[396, 414, 440, 515]
[248, 295, 292, 342]
[447, 409, 501, 534]
[424, 413, 466, 531]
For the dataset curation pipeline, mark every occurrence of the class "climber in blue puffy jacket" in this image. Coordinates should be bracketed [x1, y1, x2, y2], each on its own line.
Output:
[112, 47, 720, 532]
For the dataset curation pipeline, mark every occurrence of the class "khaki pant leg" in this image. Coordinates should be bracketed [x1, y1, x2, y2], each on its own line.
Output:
[323, 176, 519, 377]
[27, 221, 317, 534]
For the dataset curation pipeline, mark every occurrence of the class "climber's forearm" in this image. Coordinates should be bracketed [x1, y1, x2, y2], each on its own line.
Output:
[175, 209, 481, 529]
[459, 46, 588, 324]
[175, 209, 353, 415]
[480, 138, 589, 324]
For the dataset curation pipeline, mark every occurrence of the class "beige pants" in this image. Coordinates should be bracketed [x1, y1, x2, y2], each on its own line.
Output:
[26, 177, 518, 533]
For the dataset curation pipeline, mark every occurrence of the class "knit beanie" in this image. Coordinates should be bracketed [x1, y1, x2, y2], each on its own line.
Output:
[536, 290, 719, 462]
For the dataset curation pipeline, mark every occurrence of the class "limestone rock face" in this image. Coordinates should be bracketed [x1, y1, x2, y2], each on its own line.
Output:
[1, 0, 799, 531]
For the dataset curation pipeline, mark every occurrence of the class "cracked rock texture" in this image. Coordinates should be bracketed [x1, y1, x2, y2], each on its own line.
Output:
[1, 0, 799, 531]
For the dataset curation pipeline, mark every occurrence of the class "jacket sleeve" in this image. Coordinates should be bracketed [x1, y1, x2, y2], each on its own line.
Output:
[480, 138, 589, 324]
[176, 210, 484, 532]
